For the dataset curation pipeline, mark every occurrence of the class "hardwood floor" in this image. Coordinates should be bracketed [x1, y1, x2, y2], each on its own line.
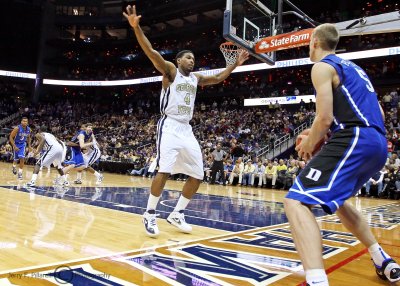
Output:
[0, 162, 398, 285]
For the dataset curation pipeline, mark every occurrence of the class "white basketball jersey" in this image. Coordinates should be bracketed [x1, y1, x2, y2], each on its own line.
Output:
[43, 132, 59, 148]
[160, 70, 198, 124]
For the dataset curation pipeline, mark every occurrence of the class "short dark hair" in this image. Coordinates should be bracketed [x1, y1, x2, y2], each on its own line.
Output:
[21, 117, 28, 121]
[175, 50, 194, 62]
[38, 126, 47, 133]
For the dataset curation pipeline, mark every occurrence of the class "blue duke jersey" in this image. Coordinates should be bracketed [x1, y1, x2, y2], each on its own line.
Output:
[286, 54, 387, 214]
[71, 130, 92, 150]
[64, 129, 92, 167]
[321, 54, 385, 135]
[160, 70, 198, 124]
[15, 125, 31, 145]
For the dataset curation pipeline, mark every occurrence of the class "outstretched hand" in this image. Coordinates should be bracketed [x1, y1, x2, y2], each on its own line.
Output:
[236, 50, 250, 66]
[123, 5, 141, 28]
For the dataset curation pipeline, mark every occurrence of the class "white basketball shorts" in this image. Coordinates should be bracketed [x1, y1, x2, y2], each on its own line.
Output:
[83, 147, 101, 168]
[149, 116, 204, 180]
[38, 142, 65, 168]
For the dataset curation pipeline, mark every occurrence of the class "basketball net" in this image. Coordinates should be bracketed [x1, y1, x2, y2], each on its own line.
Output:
[219, 42, 243, 67]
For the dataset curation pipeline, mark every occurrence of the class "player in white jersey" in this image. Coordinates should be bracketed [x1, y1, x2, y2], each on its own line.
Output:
[124, 5, 249, 237]
[27, 131, 66, 187]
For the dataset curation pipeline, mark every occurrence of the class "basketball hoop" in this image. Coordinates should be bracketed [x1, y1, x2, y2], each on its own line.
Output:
[219, 42, 243, 67]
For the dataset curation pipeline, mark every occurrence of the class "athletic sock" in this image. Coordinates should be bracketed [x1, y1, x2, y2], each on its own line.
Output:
[305, 269, 329, 286]
[146, 194, 161, 212]
[369, 243, 390, 267]
[173, 195, 190, 212]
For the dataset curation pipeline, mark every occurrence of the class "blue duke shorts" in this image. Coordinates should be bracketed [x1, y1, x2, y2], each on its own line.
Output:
[13, 143, 26, 160]
[63, 147, 84, 167]
[286, 127, 387, 214]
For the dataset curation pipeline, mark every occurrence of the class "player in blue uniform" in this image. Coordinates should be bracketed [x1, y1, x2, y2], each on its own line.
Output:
[61, 124, 96, 185]
[9, 117, 32, 180]
[284, 24, 400, 285]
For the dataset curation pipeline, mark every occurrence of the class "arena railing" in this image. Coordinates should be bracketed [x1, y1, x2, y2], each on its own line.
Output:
[259, 117, 313, 159]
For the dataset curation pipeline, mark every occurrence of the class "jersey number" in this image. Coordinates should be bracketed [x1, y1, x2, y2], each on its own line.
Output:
[184, 93, 191, 105]
[355, 68, 375, 93]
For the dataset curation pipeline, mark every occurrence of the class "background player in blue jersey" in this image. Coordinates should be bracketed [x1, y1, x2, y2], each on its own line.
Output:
[284, 24, 399, 285]
[9, 117, 32, 180]
[61, 124, 96, 185]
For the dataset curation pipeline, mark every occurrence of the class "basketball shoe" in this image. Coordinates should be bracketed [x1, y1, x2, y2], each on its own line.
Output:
[167, 211, 192, 233]
[26, 181, 35, 187]
[96, 174, 104, 185]
[12, 166, 17, 175]
[374, 258, 400, 283]
[143, 210, 160, 237]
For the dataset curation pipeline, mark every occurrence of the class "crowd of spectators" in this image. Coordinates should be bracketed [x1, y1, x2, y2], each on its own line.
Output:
[0, 85, 399, 198]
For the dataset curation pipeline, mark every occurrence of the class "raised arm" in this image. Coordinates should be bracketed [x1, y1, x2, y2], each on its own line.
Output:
[9, 127, 18, 150]
[195, 50, 249, 87]
[123, 5, 176, 80]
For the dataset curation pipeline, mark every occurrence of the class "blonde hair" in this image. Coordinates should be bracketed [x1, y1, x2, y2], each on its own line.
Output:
[313, 23, 339, 51]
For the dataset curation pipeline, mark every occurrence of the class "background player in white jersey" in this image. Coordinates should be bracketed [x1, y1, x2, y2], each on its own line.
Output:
[74, 134, 103, 185]
[124, 5, 249, 237]
[27, 130, 66, 187]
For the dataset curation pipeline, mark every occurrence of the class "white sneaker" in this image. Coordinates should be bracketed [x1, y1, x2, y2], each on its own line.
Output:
[143, 211, 160, 237]
[26, 181, 36, 187]
[96, 174, 104, 185]
[167, 211, 192, 233]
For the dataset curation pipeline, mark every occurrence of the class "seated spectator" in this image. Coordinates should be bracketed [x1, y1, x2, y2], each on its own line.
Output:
[229, 159, 242, 185]
[242, 160, 255, 186]
[276, 159, 288, 187]
[252, 161, 265, 187]
[203, 156, 214, 183]
[282, 159, 299, 190]
[223, 159, 234, 184]
[364, 168, 385, 197]
[264, 162, 278, 188]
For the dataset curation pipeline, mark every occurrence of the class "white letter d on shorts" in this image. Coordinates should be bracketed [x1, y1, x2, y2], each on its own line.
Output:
[305, 168, 322, 182]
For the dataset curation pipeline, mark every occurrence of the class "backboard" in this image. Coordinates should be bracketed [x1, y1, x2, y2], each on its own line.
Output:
[223, 0, 276, 65]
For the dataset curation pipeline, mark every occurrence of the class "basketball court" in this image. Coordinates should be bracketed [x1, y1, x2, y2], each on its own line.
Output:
[0, 162, 398, 285]
[1, 0, 400, 285]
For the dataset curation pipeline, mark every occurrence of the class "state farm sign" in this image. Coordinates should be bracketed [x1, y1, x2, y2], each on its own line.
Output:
[255, 28, 314, 53]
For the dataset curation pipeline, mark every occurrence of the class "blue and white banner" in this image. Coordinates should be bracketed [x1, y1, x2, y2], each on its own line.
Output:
[1, 46, 399, 86]
[244, 95, 315, 106]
